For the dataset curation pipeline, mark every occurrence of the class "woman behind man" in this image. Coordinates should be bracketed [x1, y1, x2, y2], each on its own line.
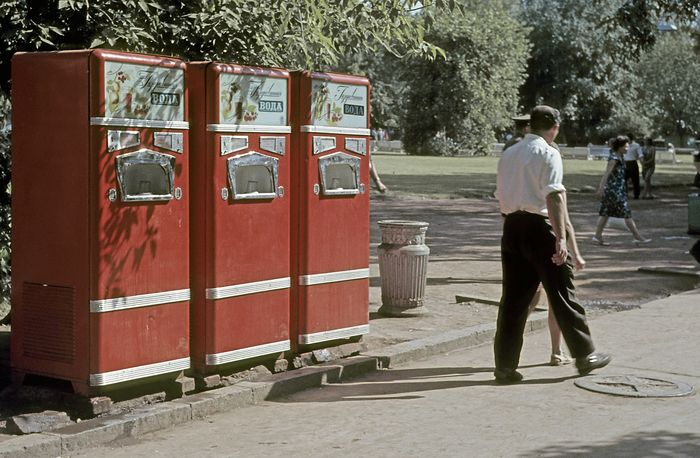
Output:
[593, 135, 651, 246]
[641, 136, 656, 199]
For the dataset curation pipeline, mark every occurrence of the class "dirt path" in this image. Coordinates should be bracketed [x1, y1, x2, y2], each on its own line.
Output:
[366, 185, 700, 349]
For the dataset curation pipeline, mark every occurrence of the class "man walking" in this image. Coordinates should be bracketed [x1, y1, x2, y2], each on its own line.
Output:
[493, 105, 611, 383]
[625, 133, 642, 199]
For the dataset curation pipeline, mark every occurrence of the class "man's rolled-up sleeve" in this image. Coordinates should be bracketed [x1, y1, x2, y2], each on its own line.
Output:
[541, 149, 566, 197]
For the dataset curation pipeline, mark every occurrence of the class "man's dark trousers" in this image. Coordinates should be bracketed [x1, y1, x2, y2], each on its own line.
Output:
[626, 160, 640, 198]
[495, 212, 595, 371]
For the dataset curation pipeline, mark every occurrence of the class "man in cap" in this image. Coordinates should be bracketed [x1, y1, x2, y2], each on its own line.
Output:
[503, 114, 530, 152]
[494, 105, 611, 383]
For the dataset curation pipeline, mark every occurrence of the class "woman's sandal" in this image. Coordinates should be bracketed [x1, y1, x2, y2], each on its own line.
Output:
[550, 353, 573, 366]
[592, 236, 610, 246]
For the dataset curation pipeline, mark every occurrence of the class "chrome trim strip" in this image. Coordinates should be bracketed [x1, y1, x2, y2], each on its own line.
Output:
[313, 136, 336, 155]
[300, 126, 370, 136]
[90, 289, 190, 313]
[107, 130, 141, 152]
[221, 135, 249, 156]
[206, 277, 291, 300]
[207, 124, 292, 134]
[345, 137, 367, 155]
[298, 324, 370, 345]
[154, 132, 184, 153]
[205, 340, 290, 366]
[89, 357, 190, 386]
[299, 268, 370, 286]
[90, 117, 189, 130]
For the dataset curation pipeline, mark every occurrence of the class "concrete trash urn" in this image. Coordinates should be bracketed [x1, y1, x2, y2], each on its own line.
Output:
[377, 220, 430, 316]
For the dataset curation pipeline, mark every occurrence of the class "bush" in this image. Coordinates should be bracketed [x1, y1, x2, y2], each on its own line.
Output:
[405, 136, 456, 156]
[0, 93, 10, 315]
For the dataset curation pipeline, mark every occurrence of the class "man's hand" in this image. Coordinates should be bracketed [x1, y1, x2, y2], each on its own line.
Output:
[551, 237, 568, 265]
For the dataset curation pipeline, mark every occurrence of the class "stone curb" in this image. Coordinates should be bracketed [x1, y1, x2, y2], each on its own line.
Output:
[0, 316, 548, 458]
[365, 313, 548, 368]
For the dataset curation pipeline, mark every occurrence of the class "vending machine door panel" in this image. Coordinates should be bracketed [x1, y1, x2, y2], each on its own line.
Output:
[290, 71, 371, 350]
[189, 63, 291, 372]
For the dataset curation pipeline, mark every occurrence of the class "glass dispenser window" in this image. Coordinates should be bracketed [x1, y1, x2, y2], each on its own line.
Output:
[226, 151, 279, 200]
[318, 152, 361, 195]
[115, 149, 176, 201]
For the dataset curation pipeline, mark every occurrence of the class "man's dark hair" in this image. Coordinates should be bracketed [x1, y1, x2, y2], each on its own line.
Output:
[530, 105, 561, 132]
[612, 135, 630, 152]
[627, 133, 635, 141]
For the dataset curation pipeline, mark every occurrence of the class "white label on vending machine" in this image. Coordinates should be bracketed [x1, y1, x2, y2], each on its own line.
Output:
[104, 61, 185, 121]
[311, 81, 368, 129]
[219, 74, 288, 126]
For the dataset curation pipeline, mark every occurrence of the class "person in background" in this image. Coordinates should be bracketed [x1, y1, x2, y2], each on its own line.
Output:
[369, 153, 388, 194]
[593, 135, 651, 246]
[624, 133, 642, 200]
[640, 136, 656, 199]
[692, 148, 700, 188]
[503, 114, 531, 151]
[494, 105, 611, 383]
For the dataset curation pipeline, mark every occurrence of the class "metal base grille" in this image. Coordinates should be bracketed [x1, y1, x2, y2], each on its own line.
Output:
[22, 282, 76, 363]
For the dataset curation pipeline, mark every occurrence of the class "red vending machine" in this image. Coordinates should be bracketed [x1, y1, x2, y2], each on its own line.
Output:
[188, 63, 291, 373]
[290, 71, 371, 351]
[11, 50, 190, 395]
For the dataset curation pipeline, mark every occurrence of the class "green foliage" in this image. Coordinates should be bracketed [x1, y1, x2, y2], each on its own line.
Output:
[596, 0, 700, 58]
[0, 0, 454, 94]
[333, 49, 406, 132]
[521, 0, 700, 145]
[519, 0, 651, 145]
[635, 30, 700, 147]
[0, 93, 9, 309]
[400, 0, 530, 155]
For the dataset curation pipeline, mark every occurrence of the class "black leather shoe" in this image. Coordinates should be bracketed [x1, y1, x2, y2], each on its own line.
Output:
[576, 353, 612, 375]
[494, 368, 523, 384]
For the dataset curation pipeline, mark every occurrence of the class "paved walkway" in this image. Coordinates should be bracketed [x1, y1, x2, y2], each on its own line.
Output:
[13, 288, 700, 458]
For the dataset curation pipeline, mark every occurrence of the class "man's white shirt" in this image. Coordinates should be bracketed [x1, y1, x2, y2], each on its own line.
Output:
[495, 134, 566, 217]
[624, 141, 641, 161]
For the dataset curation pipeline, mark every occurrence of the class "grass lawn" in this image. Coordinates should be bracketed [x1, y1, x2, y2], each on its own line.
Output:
[371, 151, 699, 199]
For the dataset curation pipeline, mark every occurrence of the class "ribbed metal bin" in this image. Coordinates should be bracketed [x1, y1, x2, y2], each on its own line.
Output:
[377, 220, 429, 316]
[689, 194, 700, 235]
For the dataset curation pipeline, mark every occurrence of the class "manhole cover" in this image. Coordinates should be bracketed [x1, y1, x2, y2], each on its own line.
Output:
[575, 375, 694, 398]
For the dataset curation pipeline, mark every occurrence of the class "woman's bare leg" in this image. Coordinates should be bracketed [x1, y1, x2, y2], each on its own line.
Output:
[595, 216, 609, 239]
[528, 284, 566, 361]
[625, 217, 646, 240]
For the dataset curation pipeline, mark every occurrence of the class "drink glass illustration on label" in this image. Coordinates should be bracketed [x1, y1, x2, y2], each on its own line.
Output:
[104, 61, 185, 121]
[311, 81, 367, 129]
[219, 73, 287, 126]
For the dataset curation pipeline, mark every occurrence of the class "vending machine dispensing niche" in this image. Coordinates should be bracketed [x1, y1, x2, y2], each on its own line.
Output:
[290, 71, 371, 352]
[188, 63, 292, 374]
[11, 50, 191, 396]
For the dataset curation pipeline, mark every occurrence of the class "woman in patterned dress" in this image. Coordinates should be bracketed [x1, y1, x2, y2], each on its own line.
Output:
[592, 135, 651, 246]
